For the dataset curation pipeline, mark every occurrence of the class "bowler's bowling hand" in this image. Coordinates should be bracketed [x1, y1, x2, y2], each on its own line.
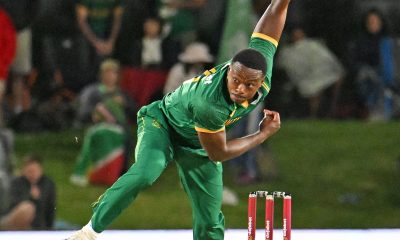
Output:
[259, 109, 281, 139]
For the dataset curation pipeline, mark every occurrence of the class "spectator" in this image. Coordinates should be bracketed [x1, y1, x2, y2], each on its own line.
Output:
[0, 7, 16, 126]
[156, 0, 206, 47]
[349, 8, 396, 120]
[0, 202, 35, 230]
[6, 0, 78, 132]
[1, 0, 38, 116]
[0, 128, 14, 215]
[119, 16, 180, 107]
[0, 154, 56, 230]
[75, 59, 135, 126]
[277, 26, 345, 118]
[216, 0, 253, 64]
[71, 59, 136, 186]
[163, 42, 213, 94]
[33, 0, 84, 93]
[131, 16, 179, 70]
[195, 0, 225, 56]
[75, 0, 124, 85]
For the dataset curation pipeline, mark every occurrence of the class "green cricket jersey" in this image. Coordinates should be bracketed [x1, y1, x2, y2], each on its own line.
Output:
[158, 33, 277, 155]
[77, 0, 123, 39]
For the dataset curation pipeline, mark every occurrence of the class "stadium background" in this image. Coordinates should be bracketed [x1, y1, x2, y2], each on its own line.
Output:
[0, 0, 399, 236]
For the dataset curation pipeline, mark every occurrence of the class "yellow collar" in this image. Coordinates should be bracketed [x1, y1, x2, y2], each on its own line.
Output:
[241, 101, 249, 108]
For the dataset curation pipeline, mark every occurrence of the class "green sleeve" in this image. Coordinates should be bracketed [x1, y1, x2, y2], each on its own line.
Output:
[192, 101, 227, 133]
[249, 37, 277, 87]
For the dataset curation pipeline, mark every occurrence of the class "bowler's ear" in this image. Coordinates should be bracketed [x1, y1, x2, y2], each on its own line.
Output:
[227, 64, 233, 75]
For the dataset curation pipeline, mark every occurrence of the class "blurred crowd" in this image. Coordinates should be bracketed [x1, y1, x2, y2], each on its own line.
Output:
[1, 0, 400, 230]
[0, 0, 398, 132]
[0, 0, 399, 129]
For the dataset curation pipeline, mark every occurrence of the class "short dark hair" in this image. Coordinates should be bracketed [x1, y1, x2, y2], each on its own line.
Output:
[232, 48, 267, 75]
[22, 154, 42, 166]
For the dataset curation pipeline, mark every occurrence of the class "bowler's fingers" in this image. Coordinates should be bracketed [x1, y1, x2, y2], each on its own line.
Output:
[263, 109, 280, 122]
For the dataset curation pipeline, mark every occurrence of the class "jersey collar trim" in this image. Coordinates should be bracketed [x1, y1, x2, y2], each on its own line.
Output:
[241, 101, 249, 108]
[251, 90, 263, 105]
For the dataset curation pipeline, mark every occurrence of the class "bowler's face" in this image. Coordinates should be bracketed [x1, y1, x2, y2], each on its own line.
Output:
[226, 62, 264, 104]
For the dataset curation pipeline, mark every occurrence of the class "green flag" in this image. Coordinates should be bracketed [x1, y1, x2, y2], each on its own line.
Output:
[217, 0, 253, 64]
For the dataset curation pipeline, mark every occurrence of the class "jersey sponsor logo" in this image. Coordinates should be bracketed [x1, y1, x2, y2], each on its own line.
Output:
[202, 68, 217, 85]
[225, 117, 241, 126]
[203, 74, 214, 85]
